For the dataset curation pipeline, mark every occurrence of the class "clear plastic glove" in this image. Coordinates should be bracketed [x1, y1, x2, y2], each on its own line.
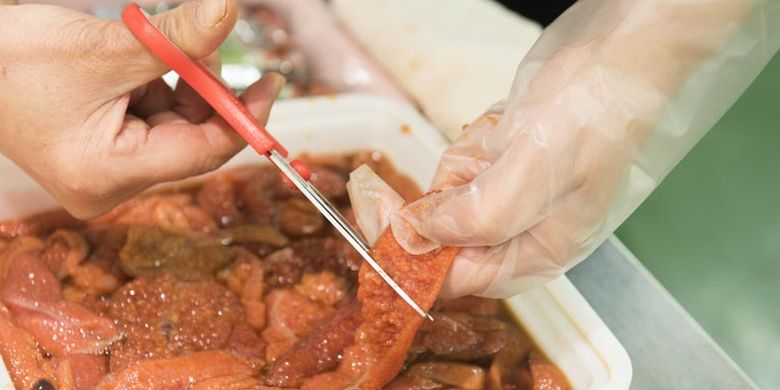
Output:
[351, 0, 780, 298]
[0, 0, 284, 218]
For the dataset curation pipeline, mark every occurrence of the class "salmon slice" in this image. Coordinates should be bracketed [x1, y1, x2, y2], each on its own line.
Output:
[95, 351, 259, 390]
[302, 230, 459, 389]
[0, 238, 118, 356]
[261, 289, 332, 363]
[265, 301, 361, 387]
[0, 304, 59, 389]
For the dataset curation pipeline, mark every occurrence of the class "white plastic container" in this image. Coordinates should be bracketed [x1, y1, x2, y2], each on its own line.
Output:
[0, 94, 631, 389]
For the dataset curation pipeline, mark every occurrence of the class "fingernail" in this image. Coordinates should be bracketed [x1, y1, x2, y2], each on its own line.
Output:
[196, 0, 227, 28]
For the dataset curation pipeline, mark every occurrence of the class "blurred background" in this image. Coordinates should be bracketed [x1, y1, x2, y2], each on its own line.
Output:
[616, 52, 780, 388]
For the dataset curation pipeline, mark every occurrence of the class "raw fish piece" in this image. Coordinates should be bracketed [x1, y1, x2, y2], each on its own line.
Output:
[302, 231, 459, 389]
[265, 302, 360, 387]
[96, 351, 259, 390]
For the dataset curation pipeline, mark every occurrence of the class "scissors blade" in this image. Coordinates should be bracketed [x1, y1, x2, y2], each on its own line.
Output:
[268, 150, 433, 321]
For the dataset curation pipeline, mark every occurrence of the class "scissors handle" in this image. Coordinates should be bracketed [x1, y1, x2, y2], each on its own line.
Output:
[121, 3, 312, 180]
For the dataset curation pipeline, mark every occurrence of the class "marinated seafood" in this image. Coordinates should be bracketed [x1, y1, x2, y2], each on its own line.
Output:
[0, 152, 569, 389]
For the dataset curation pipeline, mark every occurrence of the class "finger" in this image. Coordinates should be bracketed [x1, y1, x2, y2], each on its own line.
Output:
[129, 78, 175, 118]
[398, 130, 554, 247]
[440, 233, 562, 299]
[96, 0, 238, 92]
[439, 245, 502, 299]
[109, 111, 237, 187]
[191, 71, 286, 169]
[389, 212, 440, 255]
[111, 71, 285, 185]
[240, 72, 286, 124]
[429, 105, 505, 190]
[442, 181, 615, 299]
[173, 53, 223, 123]
[173, 80, 214, 124]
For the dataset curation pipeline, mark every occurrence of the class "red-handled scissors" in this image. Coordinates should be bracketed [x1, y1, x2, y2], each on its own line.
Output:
[121, 3, 432, 321]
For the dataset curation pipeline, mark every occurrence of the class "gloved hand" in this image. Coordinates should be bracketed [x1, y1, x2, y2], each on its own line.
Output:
[351, 0, 780, 298]
[0, 0, 284, 218]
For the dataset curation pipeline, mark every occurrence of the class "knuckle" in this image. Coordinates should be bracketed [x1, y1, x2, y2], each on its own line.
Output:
[472, 207, 514, 245]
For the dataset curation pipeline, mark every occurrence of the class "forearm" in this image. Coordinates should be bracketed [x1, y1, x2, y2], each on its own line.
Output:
[633, 0, 779, 179]
[526, 0, 775, 154]
[569, 0, 778, 248]
[500, 0, 779, 267]
[0, 0, 17, 5]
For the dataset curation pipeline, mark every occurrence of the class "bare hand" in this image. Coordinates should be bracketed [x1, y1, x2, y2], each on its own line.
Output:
[0, 0, 284, 218]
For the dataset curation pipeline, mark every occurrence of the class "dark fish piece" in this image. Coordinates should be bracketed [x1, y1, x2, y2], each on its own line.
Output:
[416, 312, 510, 360]
[265, 302, 361, 387]
[217, 225, 289, 248]
[301, 230, 460, 389]
[290, 237, 362, 276]
[383, 376, 444, 390]
[119, 226, 236, 280]
[279, 198, 324, 237]
[197, 172, 245, 227]
[487, 329, 534, 390]
[403, 362, 486, 390]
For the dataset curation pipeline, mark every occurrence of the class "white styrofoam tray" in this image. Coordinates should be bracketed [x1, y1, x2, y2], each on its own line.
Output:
[0, 94, 631, 389]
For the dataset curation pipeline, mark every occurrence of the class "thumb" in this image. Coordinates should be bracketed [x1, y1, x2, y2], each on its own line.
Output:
[102, 0, 237, 92]
[397, 129, 554, 247]
[346, 164, 441, 254]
